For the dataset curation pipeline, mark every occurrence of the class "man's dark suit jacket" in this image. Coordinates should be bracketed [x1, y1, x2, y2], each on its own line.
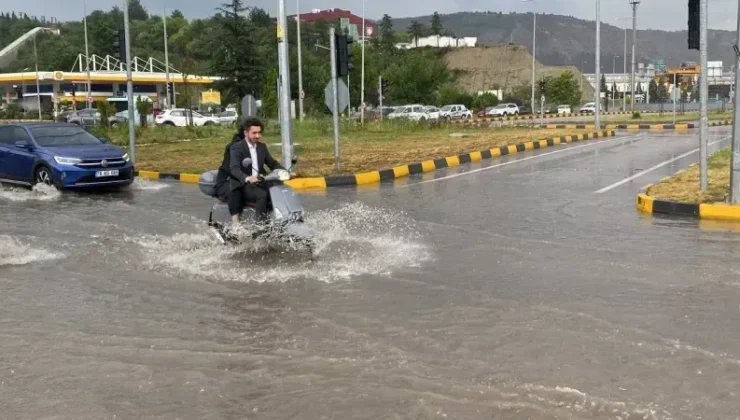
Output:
[224, 139, 285, 192]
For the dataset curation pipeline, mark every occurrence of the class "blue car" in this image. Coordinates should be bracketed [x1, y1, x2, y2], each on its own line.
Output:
[0, 123, 134, 189]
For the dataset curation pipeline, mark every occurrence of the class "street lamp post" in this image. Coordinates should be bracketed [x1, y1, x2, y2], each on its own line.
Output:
[360, 0, 365, 124]
[595, 0, 601, 128]
[33, 36, 41, 120]
[297, 0, 304, 121]
[163, 1, 171, 109]
[522, 0, 536, 114]
[613, 55, 619, 109]
[629, 0, 640, 112]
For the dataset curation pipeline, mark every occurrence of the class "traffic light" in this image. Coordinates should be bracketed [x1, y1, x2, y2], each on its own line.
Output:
[14, 85, 22, 99]
[335, 34, 354, 77]
[165, 82, 173, 106]
[539, 79, 546, 95]
[380, 77, 389, 95]
[113, 29, 127, 65]
[688, 0, 699, 50]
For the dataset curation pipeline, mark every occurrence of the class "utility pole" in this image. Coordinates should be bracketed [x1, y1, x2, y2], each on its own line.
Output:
[330, 28, 341, 171]
[360, 0, 366, 124]
[123, 0, 136, 164]
[629, 0, 640, 112]
[277, 0, 294, 169]
[595, 0, 601, 128]
[729, 0, 740, 203]
[33, 36, 41, 120]
[163, 1, 170, 109]
[531, 12, 536, 115]
[296, 0, 304, 120]
[378, 75, 383, 121]
[699, 0, 708, 191]
[84, 1, 91, 110]
[673, 72, 677, 125]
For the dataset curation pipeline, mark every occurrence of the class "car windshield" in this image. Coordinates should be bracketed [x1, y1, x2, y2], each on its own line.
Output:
[494, 104, 507, 109]
[30, 126, 103, 146]
[440, 105, 452, 111]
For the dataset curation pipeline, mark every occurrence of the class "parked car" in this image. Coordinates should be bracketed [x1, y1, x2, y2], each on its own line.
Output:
[518, 104, 532, 115]
[439, 104, 473, 120]
[580, 102, 596, 113]
[56, 109, 125, 127]
[557, 104, 572, 114]
[478, 106, 495, 118]
[487, 103, 519, 117]
[0, 123, 134, 189]
[217, 109, 239, 125]
[387, 104, 427, 121]
[155, 109, 220, 126]
[423, 106, 441, 121]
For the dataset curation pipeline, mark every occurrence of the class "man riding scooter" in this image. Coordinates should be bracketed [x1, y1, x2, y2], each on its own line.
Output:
[214, 117, 294, 237]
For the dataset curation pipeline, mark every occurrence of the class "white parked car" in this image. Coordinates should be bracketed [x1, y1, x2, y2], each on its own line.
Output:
[423, 106, 441, 121]
[580, 102, 596, 113]
[387, 104, 428, 121]
[155, 109, 220, 127]
[557, 104, 572, 114]
[439, 104, 473, 119]
[487, 103, 519, 117]
[217, 110, 239, 125]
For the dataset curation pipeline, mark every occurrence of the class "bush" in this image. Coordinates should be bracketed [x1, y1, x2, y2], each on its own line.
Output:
[632, 112, 641, 119]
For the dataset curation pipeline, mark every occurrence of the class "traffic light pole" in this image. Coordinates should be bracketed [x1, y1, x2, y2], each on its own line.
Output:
[277, 0, 294, 169]
[699, 0, 708, 191]
[730, 0, 740, 203]
[595, 0, 601, 129]
[378, 76, 383, 121]
[123, 0, 135, 164]
[330, 28, 341, 171]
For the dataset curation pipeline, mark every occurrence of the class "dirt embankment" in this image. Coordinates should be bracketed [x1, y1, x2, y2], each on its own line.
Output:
[444, 45, 593, 101]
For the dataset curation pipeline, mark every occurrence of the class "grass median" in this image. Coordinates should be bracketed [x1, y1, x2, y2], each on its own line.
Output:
[100, 120, 598, 177]
[647, 148, 730, 204]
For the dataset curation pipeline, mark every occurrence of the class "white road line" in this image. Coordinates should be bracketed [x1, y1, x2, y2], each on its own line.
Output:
[399, 134, 641, 187]
[594, 136, 729, 194]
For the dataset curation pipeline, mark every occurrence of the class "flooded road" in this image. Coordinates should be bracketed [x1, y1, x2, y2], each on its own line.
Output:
[3, 129, 740, 419]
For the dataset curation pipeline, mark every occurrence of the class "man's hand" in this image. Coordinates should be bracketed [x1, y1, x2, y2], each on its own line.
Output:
[246, 175, 259, 184]
[289, 172, 297, 179]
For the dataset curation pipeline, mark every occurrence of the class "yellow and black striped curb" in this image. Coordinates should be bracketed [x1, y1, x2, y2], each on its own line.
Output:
[637, 182, 740, 221]
[451, 110, 660, 125]
[541, 121, 731, 130]
[135, 130, 616, 190]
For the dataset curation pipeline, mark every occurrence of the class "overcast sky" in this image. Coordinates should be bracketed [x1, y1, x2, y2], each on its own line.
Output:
[6, 0, 740, 31]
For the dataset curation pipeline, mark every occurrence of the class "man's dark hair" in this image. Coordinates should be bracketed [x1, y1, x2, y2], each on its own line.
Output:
[240, 117, 264, 134]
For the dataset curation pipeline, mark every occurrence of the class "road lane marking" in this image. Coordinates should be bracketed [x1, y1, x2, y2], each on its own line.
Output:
[594, 136, 730, 194]
[400, 134, 643, 187]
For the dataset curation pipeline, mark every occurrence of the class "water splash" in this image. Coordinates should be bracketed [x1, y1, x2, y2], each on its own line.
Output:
[0, 183, 61, 202]
[130, 202, 432, 284]
[0, 235, 63, 266]
[130, 178, 170, 191]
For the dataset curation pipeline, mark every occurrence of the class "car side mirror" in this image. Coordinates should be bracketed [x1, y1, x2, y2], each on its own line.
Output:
[291, 157, 298, 165]
[14, 140, 30, 149]
[241, 157, 252, 168]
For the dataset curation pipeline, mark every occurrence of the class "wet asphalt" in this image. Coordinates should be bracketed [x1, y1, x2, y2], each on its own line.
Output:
[2, 127, 740, 419]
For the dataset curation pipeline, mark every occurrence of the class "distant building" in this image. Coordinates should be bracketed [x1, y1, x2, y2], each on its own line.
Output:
[287, 8, 377, 41]
[396, 35, 478, 49]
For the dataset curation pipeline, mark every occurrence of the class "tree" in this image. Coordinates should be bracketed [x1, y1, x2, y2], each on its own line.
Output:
[408, 20, 424, 47]
[128, 0, 149, 21]
[171, 10, 184, 19]
[649, 79, 659, 103]
[545, 71, 582, 107]
[261, 68, 278, 118]
[600, 73, 608, 111]
[430, 12, 443, 47]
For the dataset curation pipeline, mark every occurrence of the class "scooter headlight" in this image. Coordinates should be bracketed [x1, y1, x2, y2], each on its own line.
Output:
[277, 170, 290, 182]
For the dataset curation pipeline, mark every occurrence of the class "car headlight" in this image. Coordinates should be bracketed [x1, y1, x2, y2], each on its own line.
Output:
[54, 156, 82, 165]
[122, 153, 130, 162]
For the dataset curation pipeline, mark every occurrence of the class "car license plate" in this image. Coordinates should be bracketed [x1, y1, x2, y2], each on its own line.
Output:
[95, 170, 119, 178]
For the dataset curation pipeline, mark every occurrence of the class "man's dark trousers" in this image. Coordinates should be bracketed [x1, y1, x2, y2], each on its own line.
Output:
[227, 184, 269, 222]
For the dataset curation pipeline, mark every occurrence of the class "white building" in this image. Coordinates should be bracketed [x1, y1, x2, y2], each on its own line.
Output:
[395, 35, 477, 49]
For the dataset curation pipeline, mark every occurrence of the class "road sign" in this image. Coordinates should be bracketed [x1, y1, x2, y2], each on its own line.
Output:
[87, 95, 93, 103]
[241, 94, 258, 120]
[325, 78, 349, 113]
[299, 90, 305, 99]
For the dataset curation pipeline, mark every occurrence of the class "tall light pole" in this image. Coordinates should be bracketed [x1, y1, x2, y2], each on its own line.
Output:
[123, 0, 136, 164]
[296, 0, 304, 120]
[729, 0, 740, 202]
[699, 0, 708, 191]
[595, 0, 601, 128]
[613, 55, 619, 109]
[360, 0, 366, 124]
[84, 1, 91, 110]
[163, 1, 171, 109]
[33, 37, 41, 120]
[522, 0, 536, 114]
[629, 0, 640, 112]
[616, 17, 629, 111]
[277, 0, 294, 169]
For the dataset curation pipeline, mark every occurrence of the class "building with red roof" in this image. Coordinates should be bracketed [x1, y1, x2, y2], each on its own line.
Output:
[288, 8, 377, 40]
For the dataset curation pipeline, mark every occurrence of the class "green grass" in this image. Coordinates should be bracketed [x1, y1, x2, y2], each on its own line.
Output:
[115, 119, 596, 177]
[647, 148, 731, 204]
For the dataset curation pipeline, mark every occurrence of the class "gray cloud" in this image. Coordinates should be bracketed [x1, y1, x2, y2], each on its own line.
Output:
[6, 0, 740, 31]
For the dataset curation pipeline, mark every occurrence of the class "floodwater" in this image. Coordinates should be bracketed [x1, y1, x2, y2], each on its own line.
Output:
[3, 130, 740, 419]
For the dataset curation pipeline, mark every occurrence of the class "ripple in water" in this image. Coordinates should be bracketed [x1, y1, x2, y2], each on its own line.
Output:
[0, 235, 63, 266]
[130, 202, 432, 283]
[130, 178, 170, 191]
[0, 183, 61, 202]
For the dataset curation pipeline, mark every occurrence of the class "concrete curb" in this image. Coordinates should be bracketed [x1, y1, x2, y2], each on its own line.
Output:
[452, 110, 659, 125]
[136, 130, 616, 190]
[636, 184, 740, 221]
[541, 121, 731, 130]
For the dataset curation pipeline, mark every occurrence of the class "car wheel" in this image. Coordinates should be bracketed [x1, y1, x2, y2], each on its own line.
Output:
[515, 111, 519, 116]
[204, 121, 215, 126]
[110, 122, 119, 128]
[35, 166, 53, 186]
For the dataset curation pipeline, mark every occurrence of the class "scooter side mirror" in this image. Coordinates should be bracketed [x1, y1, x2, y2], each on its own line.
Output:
[241, 157, 252, 168]
[291, 157, 298, 165]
